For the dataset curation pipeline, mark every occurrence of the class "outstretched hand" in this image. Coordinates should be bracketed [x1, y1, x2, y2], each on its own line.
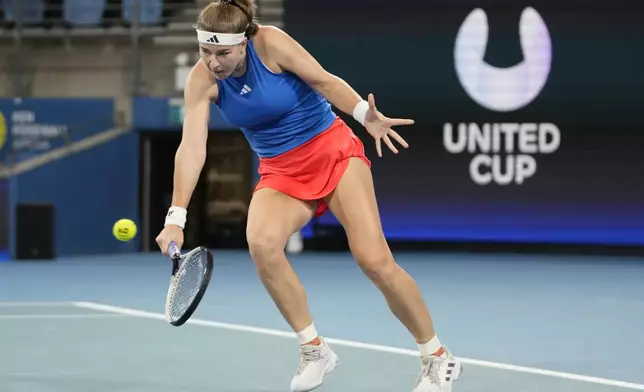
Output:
[363, 93, 414, 157]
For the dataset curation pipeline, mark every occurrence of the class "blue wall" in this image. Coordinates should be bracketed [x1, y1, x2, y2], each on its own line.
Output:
[1, 97, 246, 259]
[0, 180, 8, 261]
[0, 98, 140, 258]
[132, 97, 236, 131]
[12, 132, 140, 256]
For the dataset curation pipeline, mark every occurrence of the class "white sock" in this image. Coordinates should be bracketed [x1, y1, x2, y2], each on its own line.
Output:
[419, 335, 443, 357]
[296, 323, 319, 345]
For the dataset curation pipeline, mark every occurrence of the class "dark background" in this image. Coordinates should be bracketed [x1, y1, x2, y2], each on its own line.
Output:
[287, 0, 644, 245]
[0, 180, 7, 252]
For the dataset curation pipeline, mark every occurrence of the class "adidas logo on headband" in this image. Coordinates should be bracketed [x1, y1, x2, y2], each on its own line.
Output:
[197, 29, 246, 45]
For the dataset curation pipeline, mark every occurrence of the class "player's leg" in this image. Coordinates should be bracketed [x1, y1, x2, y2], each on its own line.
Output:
[246, 188, 315, 332]
[246, 188, 338, 392]
[324, 157, 435, 343]
[324, 157, 462, 392]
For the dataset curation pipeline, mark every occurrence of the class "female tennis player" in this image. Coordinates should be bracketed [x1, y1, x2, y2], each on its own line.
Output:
[156, 1, 462, 391]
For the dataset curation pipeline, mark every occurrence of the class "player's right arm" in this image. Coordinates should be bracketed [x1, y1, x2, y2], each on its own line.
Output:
[170, 63, 216, 210]
[157, 61, 216, 253]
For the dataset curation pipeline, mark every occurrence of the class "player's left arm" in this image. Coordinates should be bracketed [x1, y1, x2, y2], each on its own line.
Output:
[263, 27, 363, 117]
[263, 26, 412, 156]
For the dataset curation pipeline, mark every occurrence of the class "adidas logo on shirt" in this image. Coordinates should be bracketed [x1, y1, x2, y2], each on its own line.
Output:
[240, 84, 252, 95]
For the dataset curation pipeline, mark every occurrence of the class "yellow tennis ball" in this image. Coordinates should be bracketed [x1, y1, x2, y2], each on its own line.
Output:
[113, 219, 137, 242]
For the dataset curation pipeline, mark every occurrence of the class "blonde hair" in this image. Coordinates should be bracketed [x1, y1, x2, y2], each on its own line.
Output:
[197, 0, 259, 37]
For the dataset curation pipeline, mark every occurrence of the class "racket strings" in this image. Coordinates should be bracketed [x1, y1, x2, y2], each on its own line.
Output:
[166, 250, 210, 322]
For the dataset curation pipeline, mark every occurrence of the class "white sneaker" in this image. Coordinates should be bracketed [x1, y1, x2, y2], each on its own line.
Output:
[290, 339, 339, 392]
[413, 347, 463, 392]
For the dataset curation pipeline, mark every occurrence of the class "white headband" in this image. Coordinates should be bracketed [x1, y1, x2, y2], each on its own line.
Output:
[197, 29, 246, 45]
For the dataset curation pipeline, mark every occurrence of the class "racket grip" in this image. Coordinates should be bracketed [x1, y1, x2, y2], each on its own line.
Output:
[168, 241, 180, 258]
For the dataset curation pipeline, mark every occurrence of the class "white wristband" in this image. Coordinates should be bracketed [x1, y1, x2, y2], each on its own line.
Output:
[352, 99, 369, 126]
[164, 206, 187, 229]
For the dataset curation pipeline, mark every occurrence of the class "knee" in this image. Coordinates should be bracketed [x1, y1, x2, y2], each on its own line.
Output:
[246, 229, 286, 270]
[352, 241, 397, 285]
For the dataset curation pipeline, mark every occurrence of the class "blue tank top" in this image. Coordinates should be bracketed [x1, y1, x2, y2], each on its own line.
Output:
[214, 40, 337, 158]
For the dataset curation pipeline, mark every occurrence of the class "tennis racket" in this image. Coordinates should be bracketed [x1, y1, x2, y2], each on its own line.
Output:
[164, 241, 214, 326]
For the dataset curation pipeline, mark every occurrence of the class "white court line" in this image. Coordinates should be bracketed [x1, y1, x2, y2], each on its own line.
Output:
[0, 314, 129, 320]
[73, 301, 644, 391]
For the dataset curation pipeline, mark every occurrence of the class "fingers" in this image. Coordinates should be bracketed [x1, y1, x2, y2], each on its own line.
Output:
[368, 93, 376, 110]
[387, 118, 415, 126]
[375, 130, 409, 157]
[158, 239, 183, 256]
[383, 134, 399, 154]
[156, 228, 183, 255]
[388, 130, 409, 149]
[156, 236, 169, 255]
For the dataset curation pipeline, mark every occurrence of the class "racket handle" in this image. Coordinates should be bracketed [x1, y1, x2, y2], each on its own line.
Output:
[168, 241, 180, 258]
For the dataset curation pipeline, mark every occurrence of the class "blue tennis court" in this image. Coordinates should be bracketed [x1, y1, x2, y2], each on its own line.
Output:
[2, 250, 643, 392]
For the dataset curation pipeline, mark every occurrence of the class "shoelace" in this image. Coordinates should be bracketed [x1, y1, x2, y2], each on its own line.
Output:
[421, 357, 444, 385]
[297, 346, 322, 374]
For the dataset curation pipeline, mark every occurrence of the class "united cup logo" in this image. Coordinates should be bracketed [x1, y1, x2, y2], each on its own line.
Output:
[454, 7, 552, 112]
[444, 7, 561, 186]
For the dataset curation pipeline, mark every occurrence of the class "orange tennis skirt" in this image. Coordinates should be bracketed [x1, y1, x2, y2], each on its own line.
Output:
[255, 116, 371, 216]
